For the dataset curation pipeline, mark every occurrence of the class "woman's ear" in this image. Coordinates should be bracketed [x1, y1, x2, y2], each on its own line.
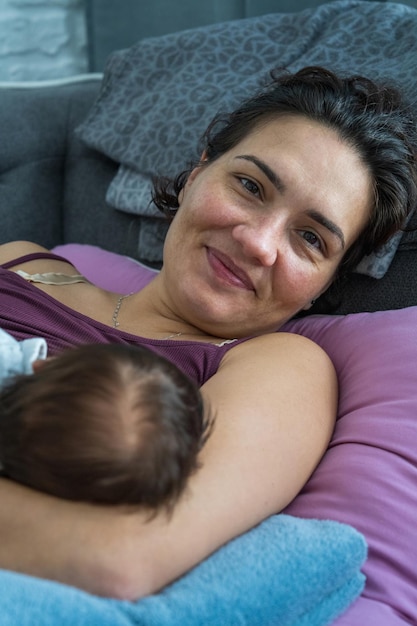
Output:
[186, 166, 201, 186]
[180, 152, 209, 199]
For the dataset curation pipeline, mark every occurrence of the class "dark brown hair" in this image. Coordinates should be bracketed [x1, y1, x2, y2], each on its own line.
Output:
[0, 344, 212, 513]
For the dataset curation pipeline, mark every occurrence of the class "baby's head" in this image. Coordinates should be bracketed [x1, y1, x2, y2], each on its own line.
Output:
[0, 343, 212, 513]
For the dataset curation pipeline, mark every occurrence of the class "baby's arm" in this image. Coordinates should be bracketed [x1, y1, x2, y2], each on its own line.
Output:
[0, 332, 337, 599]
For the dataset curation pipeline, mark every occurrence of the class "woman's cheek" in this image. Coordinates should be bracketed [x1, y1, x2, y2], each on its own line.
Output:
[277, 262, 320, 309]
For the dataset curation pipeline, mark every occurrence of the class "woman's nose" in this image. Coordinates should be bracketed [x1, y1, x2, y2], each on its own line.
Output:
[232, 220, 283, 266]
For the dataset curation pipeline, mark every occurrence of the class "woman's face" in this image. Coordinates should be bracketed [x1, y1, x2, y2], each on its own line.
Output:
[162, 115, 373, 337]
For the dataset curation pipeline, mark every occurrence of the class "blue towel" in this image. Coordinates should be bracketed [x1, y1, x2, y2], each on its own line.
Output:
[0, 514, 366, 626]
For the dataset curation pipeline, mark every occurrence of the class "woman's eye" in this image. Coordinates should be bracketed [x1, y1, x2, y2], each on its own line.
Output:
[300, 230, 323, 251]
[239, 177, 261, 197]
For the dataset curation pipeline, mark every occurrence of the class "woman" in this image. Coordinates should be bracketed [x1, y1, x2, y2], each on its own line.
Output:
[0, 66, 416, 599]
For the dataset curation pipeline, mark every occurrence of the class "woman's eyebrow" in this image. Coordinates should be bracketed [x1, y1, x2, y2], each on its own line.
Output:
[235, 154, 345, 250]
[235, 154, 285, 192]
[307, 210, 345, 250]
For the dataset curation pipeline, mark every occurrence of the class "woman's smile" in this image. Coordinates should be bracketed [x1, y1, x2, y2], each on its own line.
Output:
[205, 246, 255, 292]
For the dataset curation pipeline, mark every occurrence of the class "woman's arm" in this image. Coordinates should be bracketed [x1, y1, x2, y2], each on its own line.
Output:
[0, 332, 337, 599]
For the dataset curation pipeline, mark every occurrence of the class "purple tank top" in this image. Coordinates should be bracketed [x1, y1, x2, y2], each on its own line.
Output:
[0, 253, 245, 385]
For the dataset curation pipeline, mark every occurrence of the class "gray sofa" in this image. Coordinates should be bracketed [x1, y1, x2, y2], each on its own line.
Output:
[0, 77, 139, 261]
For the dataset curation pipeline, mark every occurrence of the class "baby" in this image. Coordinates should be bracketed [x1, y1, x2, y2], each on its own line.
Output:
[0, 329, 211, 513]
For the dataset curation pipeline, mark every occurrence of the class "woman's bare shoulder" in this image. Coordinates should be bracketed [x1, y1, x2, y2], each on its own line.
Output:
[0, 241, 50, 264]
[214, 330, 337, 405]
[224, 330, 331, 367]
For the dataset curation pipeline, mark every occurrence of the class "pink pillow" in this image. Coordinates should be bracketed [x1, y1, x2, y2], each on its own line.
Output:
[52, 244, 158, 293]
[282, 310, 417, 625]
[52, 245, 417, 624]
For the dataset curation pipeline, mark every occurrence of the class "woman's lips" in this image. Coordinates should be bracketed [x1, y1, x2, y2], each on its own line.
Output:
[206, 247, 255, 291]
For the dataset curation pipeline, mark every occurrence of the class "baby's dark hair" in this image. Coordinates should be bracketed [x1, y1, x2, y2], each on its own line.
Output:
[0, 343, 212, 513]
[153, 65, 417, 279]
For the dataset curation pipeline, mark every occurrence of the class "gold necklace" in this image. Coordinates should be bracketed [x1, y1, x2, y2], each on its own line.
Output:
[163, 332, 183, 340]
[112, 292, 134, 328]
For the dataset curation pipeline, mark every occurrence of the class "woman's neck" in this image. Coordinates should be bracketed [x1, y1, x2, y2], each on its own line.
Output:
[116, 277, 214, 341]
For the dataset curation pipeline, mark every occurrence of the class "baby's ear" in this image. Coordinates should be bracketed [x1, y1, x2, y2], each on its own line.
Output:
[32, 358, 53, 373]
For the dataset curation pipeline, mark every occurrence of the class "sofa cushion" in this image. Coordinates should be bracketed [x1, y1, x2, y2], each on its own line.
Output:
[0, 76, 158, 264]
